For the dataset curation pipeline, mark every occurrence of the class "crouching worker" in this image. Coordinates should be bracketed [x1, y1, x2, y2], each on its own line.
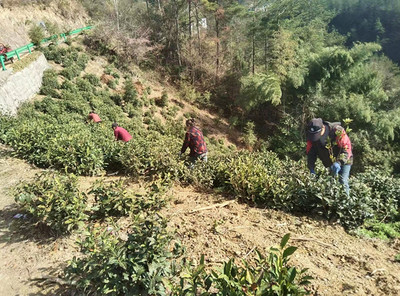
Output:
[180, 118, 208, 166]
[112, 122, 132, 142]
[306, 118, 353, 195]
[88, 111, 102, 123]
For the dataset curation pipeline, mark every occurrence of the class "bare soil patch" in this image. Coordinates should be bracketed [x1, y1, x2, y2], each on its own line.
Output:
[161, 186, 400, 296]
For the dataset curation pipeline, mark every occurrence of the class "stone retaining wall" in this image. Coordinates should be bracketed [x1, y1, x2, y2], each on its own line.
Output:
[0, 53, 49, 115]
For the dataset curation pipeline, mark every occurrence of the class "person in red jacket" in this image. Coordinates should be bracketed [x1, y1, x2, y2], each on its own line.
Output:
[112, 122, 132, 142]
[306, 118, 353, 194]
[88, 111, 102, 123]
[180, 118, 208, 165]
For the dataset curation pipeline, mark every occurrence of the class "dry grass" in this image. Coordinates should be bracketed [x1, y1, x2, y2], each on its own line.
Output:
[12, 51, 42, 72]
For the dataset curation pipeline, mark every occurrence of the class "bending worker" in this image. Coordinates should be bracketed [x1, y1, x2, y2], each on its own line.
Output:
[306, 118, 353, 194]
[180, 118, 208, 165]
[112, 122, 132, 142]
[88, 111, 102, 123]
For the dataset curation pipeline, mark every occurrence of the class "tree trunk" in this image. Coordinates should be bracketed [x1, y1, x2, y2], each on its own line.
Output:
[175, 0, 182, 67]
[145, 0, 149, 15]
[194, 0, 201, 57]
[112, 0, 120, 31]
[264, 34, 268, 71]
[252, 33, 255, 75]
[215, 13, 220, 83]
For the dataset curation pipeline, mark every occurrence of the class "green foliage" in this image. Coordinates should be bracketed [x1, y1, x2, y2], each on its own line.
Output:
[170, 233, 312, 295]
[83, 73, 100, 87]
[89, 179, 136, 217]
[3, 118, 106, 175]
[108, 79, 117, 90]
[357, 219, 400, 240]
[123, 79, 138, 105]
[238, 73, 282, 112]
[88, 179, 168, 219]
[156, 91, 169, 107]
[29, 24, 45, 45]
[65, 214, 176, 295]
[243, 121, 257, 148]
[61, 65, 82, 80]
[14, 172, 88, 234]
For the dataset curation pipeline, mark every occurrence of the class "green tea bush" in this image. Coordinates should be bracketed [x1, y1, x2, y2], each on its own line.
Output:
[3, 118, 106, 175]
[14, 172, 88, 234]
[65, 215, 176, 295]
[123, 79, 139, 105]
[34, 97, 63, 115]
[108, 79, 117, 90]
[84, 73, 100, 87]
[76, 77, 95, 93]
[170, 234, 312, 295]
[89, 179, 138, 218]
[357, 219, 400, 240]
[61, 80, 79, 93]
[41, 69, 60, 89]
[76, 53, 90, 70]
[89, 178, 169, 218]
[61, 65, 81, 80]
[356, 168, 400, 219]
[119, 134, 186, 180]
[40, 69, 60, 97]
[156, 91, 168, 107]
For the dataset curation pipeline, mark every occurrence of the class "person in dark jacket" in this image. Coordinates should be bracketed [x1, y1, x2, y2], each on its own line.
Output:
[306, 118, 353, 194]
[180, 118, 208, 165]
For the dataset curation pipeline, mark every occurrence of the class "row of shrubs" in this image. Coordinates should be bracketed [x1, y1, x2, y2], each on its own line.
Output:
[0, 45, 398, 230]
[14, 173, 168, 234]
[14, 172, 312, 295]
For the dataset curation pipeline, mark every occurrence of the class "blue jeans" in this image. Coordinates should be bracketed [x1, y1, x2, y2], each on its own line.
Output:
[332, 164, 351, 195]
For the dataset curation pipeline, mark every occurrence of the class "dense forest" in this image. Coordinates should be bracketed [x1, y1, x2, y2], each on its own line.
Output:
[77, 0, 400, 175]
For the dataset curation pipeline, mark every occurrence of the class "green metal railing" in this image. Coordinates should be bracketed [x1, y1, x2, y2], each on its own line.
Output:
[1, 25, 93, 71]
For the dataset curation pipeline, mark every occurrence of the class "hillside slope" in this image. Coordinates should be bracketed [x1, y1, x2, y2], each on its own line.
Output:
[1, 145, 400, 295]
[0, 0, 88, 48]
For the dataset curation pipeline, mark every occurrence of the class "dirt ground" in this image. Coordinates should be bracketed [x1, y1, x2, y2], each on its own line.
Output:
[1, 144, 400, 295]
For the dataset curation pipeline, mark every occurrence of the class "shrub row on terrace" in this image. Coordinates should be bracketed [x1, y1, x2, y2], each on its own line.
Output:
[0, 44, 398, 230]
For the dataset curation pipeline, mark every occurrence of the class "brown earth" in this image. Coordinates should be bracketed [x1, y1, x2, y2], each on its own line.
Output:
[1, 144, 400, 295]
[0, 1, 88, 49]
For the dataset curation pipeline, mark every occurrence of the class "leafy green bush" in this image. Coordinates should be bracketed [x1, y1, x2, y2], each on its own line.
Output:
[170, 233, 312, 295]
[76, 53, 90, 70]
[14, 172, 88, 234]
[84, 73, 100, 87]
[65, 215, 176, 295]
[357, 219, 400, 240]
[40, 69, 60, 97]
[34, 97, 63, 115]
[89, 179, 137, 218]
[61, 65, 81, 80]
[156, 91, 168, 107]
[123, 79, 139, 105]
[3, 118, 106, 175]
[108, 79, 117, 90]
[89, 178, 169, 218]
[29, 24, 45, 45]
[76, 77, 95, 93]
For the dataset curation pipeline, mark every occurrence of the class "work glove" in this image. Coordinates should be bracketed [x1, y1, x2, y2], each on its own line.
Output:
[330, 162, 341, 175]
